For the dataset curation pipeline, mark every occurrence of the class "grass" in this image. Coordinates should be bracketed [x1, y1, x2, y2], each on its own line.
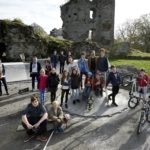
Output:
[110, 59, 150, 75]
[128, 49, 150, 57]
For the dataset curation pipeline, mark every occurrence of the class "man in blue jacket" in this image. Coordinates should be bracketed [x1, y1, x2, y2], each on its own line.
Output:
[97, 48, 109, 73]
[106, 65, 121, 106]
[78, 52, 90, 89]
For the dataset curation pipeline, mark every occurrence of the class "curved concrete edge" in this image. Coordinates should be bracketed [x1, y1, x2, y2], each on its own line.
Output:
[60, 89, 130, 118]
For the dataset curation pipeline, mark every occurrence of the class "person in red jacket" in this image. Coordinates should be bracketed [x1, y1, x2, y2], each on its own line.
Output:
[38, 68, 48, 105]
[92, 73, 104, 97]
[137, 69, 149, 100]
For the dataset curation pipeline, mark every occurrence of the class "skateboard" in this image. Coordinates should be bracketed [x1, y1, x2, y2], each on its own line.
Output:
[87, 96, 94, 111]
[24, 135, 35, 143]
[18, 87, 29, 94]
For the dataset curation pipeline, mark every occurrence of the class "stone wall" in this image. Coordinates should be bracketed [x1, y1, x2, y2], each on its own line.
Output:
[61, 0, 115, 48]
[0, 20, 48, 61]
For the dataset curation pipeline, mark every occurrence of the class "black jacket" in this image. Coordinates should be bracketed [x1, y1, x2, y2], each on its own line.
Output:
[106, 72, 121, 87]
[48, 73, 60, 90]
[70, 74, 81, 89]
[59, 54, 66, 64]
[97, 56, 109, 72]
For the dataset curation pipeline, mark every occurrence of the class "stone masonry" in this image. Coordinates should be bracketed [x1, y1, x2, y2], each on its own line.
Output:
[61, 0, 115, 48]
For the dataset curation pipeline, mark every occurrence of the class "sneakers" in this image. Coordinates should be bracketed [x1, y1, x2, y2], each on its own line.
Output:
[112, 102, 118, 107]
[36, 135, 47, 142]
[60, 103, 63, 107]
[76, 99, 80, 103]
[73, 100, 76, 104]
[65, 103, 68, 109]
[73, 99, 80, 104]
[108, 96, 111, 100]
[57, 127, 64, 133]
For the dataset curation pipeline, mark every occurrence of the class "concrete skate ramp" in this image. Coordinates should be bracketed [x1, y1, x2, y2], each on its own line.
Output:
[4, 62, 30, 82]
[63, 89, 129, 117]
[4, 59, 47, 82]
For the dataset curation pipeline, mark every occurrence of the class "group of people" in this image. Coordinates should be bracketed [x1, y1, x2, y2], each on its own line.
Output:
[29, 48, 150, 110]
[0, 48, 149, 142]
[22, 48, 124, 142]
[29, 48, 122, 108]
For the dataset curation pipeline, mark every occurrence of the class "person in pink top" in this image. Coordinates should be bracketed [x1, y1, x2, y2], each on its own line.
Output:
[38, 68, 48, 105]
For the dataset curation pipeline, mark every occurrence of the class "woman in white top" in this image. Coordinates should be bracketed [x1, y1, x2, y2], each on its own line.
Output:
[67, 57, 79, 75]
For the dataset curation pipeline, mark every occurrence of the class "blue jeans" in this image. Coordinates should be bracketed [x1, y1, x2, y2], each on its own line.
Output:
[39, 89, 46, 105]
[83, 86, 92, 99]
[52, 62, 57, 69]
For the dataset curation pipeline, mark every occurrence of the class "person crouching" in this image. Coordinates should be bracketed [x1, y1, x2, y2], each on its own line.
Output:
[46, 101, 64, 133]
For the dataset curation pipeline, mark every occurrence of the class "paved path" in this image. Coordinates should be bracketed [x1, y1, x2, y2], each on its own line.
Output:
[0, 65, 149, 150]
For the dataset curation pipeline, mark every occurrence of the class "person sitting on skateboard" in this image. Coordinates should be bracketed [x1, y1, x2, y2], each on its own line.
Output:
[22, 94, 48, 141]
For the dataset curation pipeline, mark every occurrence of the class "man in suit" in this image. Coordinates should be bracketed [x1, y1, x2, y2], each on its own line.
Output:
[30, 56, 41, 91]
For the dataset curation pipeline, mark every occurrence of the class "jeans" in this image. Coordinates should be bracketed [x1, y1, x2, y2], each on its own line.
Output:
[95, 85, 103, 97]
[31, 73, 39, 90]
[108, 85, 119, 103]
[0, 77, 8, 94]
[50, 88, 57, 102]
[71, 89, 79, 100]
[60, 63, 65, 74]
[39, 89, 46, 105]
[83, 86, 92, 99]
[138, 86, 147, 100]
[52, 63, 57, 69]
[61, 89, 69, 105]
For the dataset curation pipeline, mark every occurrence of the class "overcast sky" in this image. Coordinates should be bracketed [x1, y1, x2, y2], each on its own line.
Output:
[0, 0, 150, 34]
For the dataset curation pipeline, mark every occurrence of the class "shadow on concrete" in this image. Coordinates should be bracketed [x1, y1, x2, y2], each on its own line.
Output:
[48, 109, 140, 150]
[119, 123, 150, 150]
[0, 92, 34, 107]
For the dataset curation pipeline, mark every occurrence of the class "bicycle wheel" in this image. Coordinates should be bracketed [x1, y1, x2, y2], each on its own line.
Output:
[137, 111, 146, 134]
[122, 75, 132, 87]
[128, 97, 139, 109]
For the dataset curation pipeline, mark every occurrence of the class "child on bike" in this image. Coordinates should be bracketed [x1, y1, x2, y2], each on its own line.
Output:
[137, 69, 149, 100]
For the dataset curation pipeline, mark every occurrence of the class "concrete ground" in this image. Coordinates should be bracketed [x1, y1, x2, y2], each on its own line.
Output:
[0, 80, 150, 150]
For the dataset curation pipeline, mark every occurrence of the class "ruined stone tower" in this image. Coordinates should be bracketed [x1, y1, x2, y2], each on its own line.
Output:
[61, 0, 115, 48]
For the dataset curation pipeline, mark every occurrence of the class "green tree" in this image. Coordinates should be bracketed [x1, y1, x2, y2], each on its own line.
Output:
[116, 14, 150, 52]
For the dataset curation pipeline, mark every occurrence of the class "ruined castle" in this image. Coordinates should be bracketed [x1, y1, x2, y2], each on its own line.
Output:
[61, 0, 115, 48]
